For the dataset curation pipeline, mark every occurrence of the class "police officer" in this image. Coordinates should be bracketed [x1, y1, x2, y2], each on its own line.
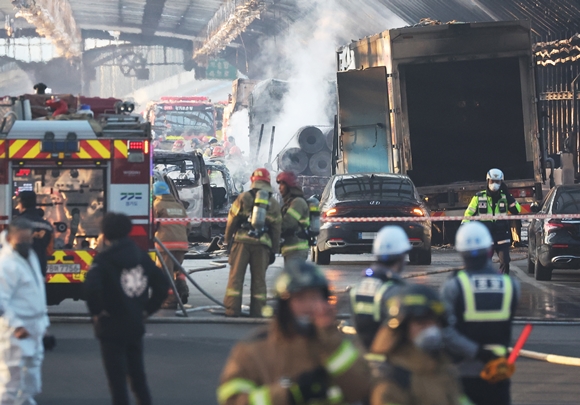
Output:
[153, 181, 190, 308]
[463, 169, 521, 274]
[350, 225, 410, 349]
[441, 222, 519, 405]
[224, 168, 282, 317]
[277, 171, 310, 264]
[369, 284, 472, 405]
[217, 261, 371, 405]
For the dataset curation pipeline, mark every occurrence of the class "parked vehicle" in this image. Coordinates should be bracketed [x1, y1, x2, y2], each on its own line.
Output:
[313, 173, 431, 265]
[527, 185, 580, 281]
[153, 150, 213, 240]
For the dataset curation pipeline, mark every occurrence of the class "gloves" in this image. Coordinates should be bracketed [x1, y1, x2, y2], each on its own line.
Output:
[288, 366, 328, 404]
[43, 334, 57, 351]
[269, 251, 276, 265]
[480, 358, 515, 383]
[476, 346, 499, 363]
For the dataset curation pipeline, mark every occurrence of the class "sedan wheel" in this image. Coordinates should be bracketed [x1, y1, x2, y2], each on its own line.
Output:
[534, 253, 552, 281]
[314, 247, 331, 265]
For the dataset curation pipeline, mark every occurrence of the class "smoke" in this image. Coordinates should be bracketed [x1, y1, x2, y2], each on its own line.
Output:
[247, 0, 408, 165]
[227, 108, 251, 156]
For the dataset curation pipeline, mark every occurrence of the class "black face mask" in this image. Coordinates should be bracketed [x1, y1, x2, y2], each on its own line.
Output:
[14, 243, 31, 259]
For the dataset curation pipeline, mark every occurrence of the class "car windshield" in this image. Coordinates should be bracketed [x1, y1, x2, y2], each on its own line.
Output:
[553, 189, 580, 214]
[333, 176, 416, 201]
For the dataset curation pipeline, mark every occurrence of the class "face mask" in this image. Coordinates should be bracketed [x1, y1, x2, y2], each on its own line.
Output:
[489, 183, 500, 192]
[413, 325, 443, 354]
[14, 243, 31, 259]
[294, 315, 316, 337]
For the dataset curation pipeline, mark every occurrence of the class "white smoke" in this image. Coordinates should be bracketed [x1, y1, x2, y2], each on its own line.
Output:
[227, 108, 251, 156]
[252, 0, 409, 164]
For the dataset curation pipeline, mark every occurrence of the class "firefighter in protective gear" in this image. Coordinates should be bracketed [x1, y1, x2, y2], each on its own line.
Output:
[277, 171, 310, 264]
[463, 168, 521, 274]
[0, 218, 50, 405]
[153, 181, 190, 309]
[369, 284, 473, 405]
[441, 222, 519, 405]
[350, 225, 410, 349]
[224, 168, 282, 317]
[217, 261, 371, 405]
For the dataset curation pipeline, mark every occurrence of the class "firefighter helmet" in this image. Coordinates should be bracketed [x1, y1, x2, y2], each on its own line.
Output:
[276, 171, 299, 188]
[275, 261, 329, 300]
[384, 284, 446, 329]
[212, 146, 225, 157]
[153, 181, 171, 196]
[486, 168, 504, 181]
[373, 226, 412, 262]
[455, 221, 493, 253]
[250, 168, 272, 191]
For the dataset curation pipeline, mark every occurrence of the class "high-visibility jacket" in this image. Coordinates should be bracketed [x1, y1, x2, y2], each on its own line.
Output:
[349, 264, 405, 349]
[463, 190, 521, 243]
[440, 265, 519, 377]
[281, 188, 310, 255]
[154, 194, 189, 251]
[217, 321, 371, 405]
[225, 190, 281, 252]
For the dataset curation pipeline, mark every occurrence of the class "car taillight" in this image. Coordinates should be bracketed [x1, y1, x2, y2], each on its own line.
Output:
[544, 220, 574, 233]
[509, 187, 534, 198]
[411, 208, 424, 216]
[323, 208, 337, 218]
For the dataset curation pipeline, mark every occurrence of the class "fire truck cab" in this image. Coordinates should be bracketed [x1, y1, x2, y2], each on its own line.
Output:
[0, 109, 152, 305]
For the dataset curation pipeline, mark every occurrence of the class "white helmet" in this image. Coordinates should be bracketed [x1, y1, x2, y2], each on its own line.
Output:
[455, 222, 493, 253]
[373, 226, 412, 261]
[486, 168, 504, 181]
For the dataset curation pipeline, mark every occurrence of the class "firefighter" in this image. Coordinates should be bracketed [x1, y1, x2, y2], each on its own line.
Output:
[369, 284, 472, 405]
[223, 168, 282, 317]
[153, 181, 190, 309]
[350, 225, 410, 349]
[441, 222, 519, 405]
[14, 191, 54, 277]
[217, 260, 371, 405]
[463, 169, 521, 274]
[277, 171, 310, 264]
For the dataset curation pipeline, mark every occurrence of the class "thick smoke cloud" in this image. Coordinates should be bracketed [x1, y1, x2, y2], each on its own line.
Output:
[249, 0, 409, 165]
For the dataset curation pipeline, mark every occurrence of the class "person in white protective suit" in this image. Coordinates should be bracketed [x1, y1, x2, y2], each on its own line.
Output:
[0, 217, 49, 405]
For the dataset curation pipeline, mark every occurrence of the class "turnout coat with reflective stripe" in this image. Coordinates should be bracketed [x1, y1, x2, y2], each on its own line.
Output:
[154, 194, 189, 251]
[217, 321, 371, 405]
[281, 189, 310, 255]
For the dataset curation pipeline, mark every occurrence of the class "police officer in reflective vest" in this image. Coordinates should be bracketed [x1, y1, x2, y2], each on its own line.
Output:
[277, 171, 311, 264]
[441, 222, 519, 405]
[350, 226, 410, 349]
[217, 261, 371, 405]
[463, 168, 521, 274]
[224, 168, 282, 317]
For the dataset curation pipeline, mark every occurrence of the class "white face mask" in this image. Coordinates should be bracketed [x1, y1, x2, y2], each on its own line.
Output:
[489, 182, 500, 192]
[413, 325, 443, 353]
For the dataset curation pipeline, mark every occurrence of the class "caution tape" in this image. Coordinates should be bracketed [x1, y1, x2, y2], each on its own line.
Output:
[155, 212, 580, 224]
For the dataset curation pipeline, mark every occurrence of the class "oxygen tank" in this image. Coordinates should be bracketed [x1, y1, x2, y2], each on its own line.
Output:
[307, 196, 320, 237]
[249, 189, 270, 237]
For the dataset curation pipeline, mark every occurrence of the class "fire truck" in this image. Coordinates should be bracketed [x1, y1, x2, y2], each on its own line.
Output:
[144, 96, 217, 145]
[0, 98, 153, 305]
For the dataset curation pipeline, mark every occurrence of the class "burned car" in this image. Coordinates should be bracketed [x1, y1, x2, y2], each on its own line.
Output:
[204, 159, 239, 223]
[153, 150, 213, 240]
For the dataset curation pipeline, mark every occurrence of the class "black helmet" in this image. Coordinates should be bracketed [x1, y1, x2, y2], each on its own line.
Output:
[275, 260, 329, 300]
[383, 284, 446, 329]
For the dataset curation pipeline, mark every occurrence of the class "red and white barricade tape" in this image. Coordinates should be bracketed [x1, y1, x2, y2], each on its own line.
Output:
[155, 213, 580, 224]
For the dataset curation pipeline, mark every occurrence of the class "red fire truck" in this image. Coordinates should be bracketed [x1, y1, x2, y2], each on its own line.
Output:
[0, 100, 153, 305]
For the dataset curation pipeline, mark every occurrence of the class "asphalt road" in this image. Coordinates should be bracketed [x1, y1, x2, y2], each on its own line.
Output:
[40, 249, 580, 404]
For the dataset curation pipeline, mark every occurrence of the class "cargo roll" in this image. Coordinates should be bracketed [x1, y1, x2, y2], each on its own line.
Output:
[279, 147, 309, 174]
[309, 151, 331, 176]
[297, 126, 325, 154]
[325, 128, 334, 151]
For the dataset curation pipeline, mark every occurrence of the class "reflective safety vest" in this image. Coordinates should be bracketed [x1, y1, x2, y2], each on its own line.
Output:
[455, 270, 515, 349]
[350, 278, 393, 322]
[463, 190, 521, 243]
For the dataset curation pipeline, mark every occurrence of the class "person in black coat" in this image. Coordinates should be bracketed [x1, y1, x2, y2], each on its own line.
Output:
[85, 213, 168, 405]
[15, 191, 53, 277]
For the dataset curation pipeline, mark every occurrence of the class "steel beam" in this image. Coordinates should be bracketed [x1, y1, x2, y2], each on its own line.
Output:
[193, 0, 265, 60]
[141, 0, 167, 38]
[12, 0, 82, 59]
